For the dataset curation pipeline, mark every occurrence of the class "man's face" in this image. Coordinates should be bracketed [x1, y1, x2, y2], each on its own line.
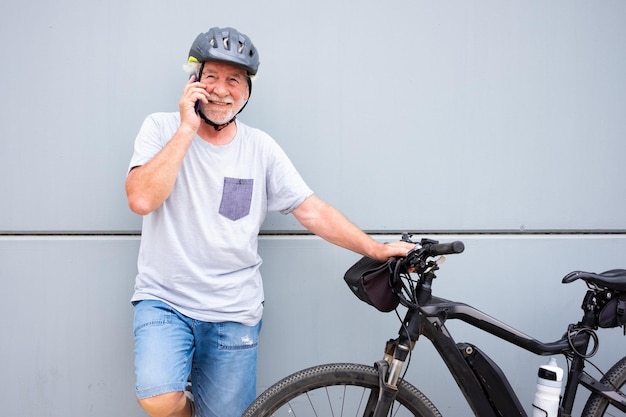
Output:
[199, 61, 250, 125]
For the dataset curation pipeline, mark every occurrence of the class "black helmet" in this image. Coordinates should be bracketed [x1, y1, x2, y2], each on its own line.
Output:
[188, 27, 259, 76]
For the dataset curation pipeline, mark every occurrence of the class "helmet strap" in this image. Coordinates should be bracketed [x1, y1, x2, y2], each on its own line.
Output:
[198, 109, 236, 131]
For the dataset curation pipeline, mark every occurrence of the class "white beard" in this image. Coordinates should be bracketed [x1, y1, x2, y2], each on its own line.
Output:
[201, 94, 246, 125]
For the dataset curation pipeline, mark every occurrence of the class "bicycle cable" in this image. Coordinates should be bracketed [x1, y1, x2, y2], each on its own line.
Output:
[567, 326, 599, 358]
[394, 306, 413, 382]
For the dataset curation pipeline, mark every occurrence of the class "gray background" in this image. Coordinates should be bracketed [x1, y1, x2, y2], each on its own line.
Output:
[1, 1, 625, 416]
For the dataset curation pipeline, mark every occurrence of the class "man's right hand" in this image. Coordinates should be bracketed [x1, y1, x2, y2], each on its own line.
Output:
[179, 74, 208, 133]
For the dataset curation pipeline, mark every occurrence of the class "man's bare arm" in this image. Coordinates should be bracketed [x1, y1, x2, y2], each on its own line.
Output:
[292, 195, 414, 261]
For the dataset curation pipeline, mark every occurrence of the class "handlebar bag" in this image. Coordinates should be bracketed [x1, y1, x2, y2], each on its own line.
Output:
[344, 256, 399, 312]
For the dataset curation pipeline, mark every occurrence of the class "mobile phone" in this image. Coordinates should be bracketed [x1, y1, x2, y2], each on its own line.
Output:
[190, 72, 201, 114]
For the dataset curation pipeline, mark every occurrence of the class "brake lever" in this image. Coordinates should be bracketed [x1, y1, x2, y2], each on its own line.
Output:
[422, 256, 445, 274]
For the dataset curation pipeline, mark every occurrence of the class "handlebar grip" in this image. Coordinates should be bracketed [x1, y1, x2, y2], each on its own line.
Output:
[425, 241, 465, 256]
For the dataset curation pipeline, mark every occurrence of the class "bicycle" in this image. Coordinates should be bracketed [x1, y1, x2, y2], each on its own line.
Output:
[242, 234, 626, 417]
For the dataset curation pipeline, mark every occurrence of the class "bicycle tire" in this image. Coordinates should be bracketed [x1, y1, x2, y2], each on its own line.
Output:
[581, 355, 626, 417]
[242, 363, 442, 417]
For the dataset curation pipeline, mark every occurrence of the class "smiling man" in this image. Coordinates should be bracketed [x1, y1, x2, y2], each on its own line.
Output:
[125, 27, 414, 417]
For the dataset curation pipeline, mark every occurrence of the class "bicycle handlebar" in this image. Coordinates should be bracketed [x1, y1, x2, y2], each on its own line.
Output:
[387, 238, 466, 302]
[423, 241, 465, 257]
[401, 237, 465, 270]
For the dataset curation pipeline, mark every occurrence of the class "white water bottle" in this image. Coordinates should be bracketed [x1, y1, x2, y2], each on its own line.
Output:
[532, 358, 564, 417]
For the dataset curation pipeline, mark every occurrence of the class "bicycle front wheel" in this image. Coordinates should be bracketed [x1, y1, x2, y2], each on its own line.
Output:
[243, 363, 442, 417]
[581, 355, 626, 417]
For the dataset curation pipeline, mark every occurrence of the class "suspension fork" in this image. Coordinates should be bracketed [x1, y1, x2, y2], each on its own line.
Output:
[369, 359, 401, 417]
[367, 308, 421, 417]
[368, 337, 413, 417]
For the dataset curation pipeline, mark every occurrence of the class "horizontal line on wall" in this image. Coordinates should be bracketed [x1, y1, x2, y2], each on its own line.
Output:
[263, 229, 626, 236]
[0, 231, 143, 236]
[1, 229, 625, 237]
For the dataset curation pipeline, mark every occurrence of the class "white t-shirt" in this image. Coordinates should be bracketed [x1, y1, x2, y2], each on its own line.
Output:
[128, 113, 313, 325]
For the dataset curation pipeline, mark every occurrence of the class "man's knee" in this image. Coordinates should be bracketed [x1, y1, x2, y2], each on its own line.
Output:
[137, 391, 187, 417]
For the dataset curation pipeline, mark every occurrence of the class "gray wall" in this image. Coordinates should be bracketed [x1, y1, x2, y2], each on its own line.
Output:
[1, 1, 625, 416]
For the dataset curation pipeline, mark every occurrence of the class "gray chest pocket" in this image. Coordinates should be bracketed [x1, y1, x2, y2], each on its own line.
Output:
[219, 177, 254, 221]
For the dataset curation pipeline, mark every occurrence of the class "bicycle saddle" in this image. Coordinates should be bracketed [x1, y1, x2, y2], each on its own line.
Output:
[562, 269, 626, 291]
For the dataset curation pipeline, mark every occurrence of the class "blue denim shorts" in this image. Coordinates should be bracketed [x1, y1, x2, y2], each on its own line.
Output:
[133, 300, 262, 417]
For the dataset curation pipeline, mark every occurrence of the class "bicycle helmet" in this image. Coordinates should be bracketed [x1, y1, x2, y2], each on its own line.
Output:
[188, 27, 259, 76]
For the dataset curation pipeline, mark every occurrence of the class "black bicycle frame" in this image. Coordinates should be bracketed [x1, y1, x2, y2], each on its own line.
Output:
[394, 295, 626, 416]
